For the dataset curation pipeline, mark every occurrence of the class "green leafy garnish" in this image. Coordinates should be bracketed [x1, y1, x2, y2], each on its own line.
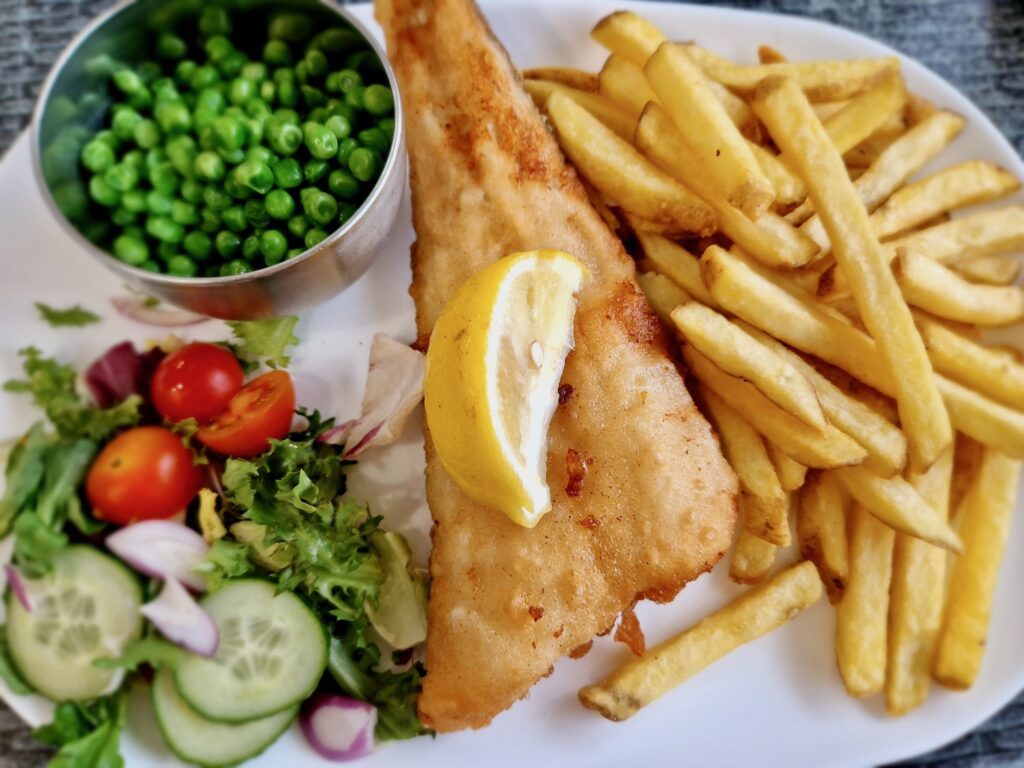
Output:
[194, 539, 254, 592]
[94, 638, 183, 673]
[14, 511, 70, 578]
[34, 692, 126, 768]
[35, 303, 101, 328]
[224, 316, 299, 371]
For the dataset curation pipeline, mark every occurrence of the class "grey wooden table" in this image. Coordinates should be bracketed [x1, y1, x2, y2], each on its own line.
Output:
[0, 0, 1022, 766]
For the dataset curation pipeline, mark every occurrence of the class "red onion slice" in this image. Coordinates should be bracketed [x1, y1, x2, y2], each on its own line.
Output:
[106, 521, 209, 592]
[301, 694, 376, 762]
[141, 578, 219, 658]
[111, 296, 209, 328]
[4, 565, 32, 613]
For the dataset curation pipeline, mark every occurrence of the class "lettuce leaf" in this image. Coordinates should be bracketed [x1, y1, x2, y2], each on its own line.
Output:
[224, 316, 299, 371]
[35, 303, 101, 328]
[34, 693, 126, 768]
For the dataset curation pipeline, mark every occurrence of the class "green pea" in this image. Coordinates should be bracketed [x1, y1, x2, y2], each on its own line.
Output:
[167, 138, 198, 179]
[196, 87, 224, 113]
[241, 61, 268, 83]
[143, 148, 165, 170]
[327, 168, 359, 199]
[82, 219, 111, 244]
[153, 102, 191, 136]
[167, 254, 198, 277]
[303, 158, 329, 184]
[175, 59, 198, 85]
[259, 81, 276, 103]
[310, 27, 362, 55]
[301, 188, 338, 225]
[113, 68, 144, 95]
[157, 33, 187, 60]
[190, 65, 221, 91]
[151, 78, 181, 103]
[192, 108, 218, 131]
[266, 119, 302, 156]
[228, 77, 256, 106]
[274, 107, 301, 125]
[347, 147, 379, 183]
[212, 115, 246, 152]
[205, 35, 234, 63]
[324, 114, 351, 140]
[236, 161, 274, 194]
[149, 163, 179, 195]
[180, 178, 204, 204]
[183, 230, 213, 260]
[358, 127, 389, 154]
[146, 190, 174, 215]
[304, 227, 328, 249]
[287, 214, 309, 239]
[121, 189, 147, 213]
[348, 50, 384, 77]
[223, 174, 253, 200]
[303, 122, 338, 159]
[304, 50, 328, 78]
[337, 201, 359, 225]
[138, 60, 163, 83]
[199, 207, 221, 233]
[219, 51, 247, 79]
[363, 84, 394, 116]
[221, 206, 248, 232]
[245, 98, 272, 121]
[264, 189, 295, 220]
[89, 176, 120, 207]
[273, 67, 295, 85]
[95, 129, 119, 149]
[215, 230, 241, 257]
[111, 207, 137, 226]
[336, 137, 358, 164]
[287, 247, 303, 259]
[244, 198, 271, 228]
[158, 240, 179, 261]
[242, 235, 261, 260]
[327, 101, 356, 123]
[269, 13, 312, 43]
[172, 200, 199, 225]
[113, 234, 149, 265]
[333, 69, 362, 94]
[133, 119, 162, 149]
[112, 108, 142, 140]
[81, 140, 115, 173]
[344, 86, 366, 111]
[301, 86, 326, 109]
[199, 7, 232, 38]
[263, 40, 292, 67]
[308, 107, 328, 124]
[245, 146, 275, 165]
[146, 215, 185, 243]
[260, 230, 288, 265]
[194, 151, 226, 182]
[104, 162, 139, 192]
[379, 117, 395, 139]
[217, 146, 246, 165]
[241, 117, 264, 147]
[294, 61, 311, 84]
[52, 181, 88, 220]
[202, 184, 232, 211]
[220, 259, 251, 276]
[140, 260, 162, 273]
[271, 157, 302, 189]
[277, 79, 298, 107]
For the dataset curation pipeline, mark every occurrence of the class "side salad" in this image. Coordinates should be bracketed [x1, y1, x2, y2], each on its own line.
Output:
[0, 315, 430, 767]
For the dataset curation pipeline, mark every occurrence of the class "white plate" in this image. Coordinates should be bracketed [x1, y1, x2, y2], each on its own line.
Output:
[2, 1, 1023, 766]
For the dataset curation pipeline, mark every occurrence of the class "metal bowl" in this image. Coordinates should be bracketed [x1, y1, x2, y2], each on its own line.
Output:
[31, 0, 405, 320]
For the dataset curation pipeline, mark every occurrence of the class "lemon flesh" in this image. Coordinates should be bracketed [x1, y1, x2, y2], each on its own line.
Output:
[424, 251, 586, 528]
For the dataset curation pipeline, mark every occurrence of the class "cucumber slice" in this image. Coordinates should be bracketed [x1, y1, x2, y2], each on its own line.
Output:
[153, 667, 296, 768]
[175, 579, 327, 722]
[6, 545, 143, 701]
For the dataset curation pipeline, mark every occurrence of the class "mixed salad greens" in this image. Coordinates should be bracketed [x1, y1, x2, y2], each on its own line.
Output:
[0, 312, 429, 767]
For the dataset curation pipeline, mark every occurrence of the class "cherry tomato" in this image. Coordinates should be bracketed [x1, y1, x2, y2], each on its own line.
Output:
[197, 370, 296, 457]
[86, 426, 204, 524]
[151, 342, 245, 424]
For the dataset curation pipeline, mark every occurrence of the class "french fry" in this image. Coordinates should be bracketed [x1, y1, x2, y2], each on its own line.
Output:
[886, 447, 954, 716]
[747, 141, 806, 208]
[800, 111, 966, 248]
[758, 45, 788, 64]
[591, 10, 664, 66]
[883, 205, 1024, 264]
[797, 471, 848, 603]
[684, 44, 900, 101]
[544, 91, 716, 235]
[636, 272, 689, 323]
[521, 67, 598, 91]
[524, 79, 636, 140]
[645, 43, 775, 219]
[952, 255, 1021, 286]
[833, 465, 961, 550]
[917, 314, 1024, 409]
[933, 448, 1022, 689]
[811, 358, 900, 423]
[701, 388, 791, 546]
[683, 345, 868, 469]
[895, 250, 1024, 326]
[636, 231, 719, 307]
[701, 246, 894, 393]
[936, 375, 1024, 459]
[836, 503, 895, 697]
[950, 435, 985, 521]
[675, 304, 826, 430]
[579, 561, 823, 721]
[753, 75, 951, 471]
[843, 127, 904, 168]
[730, 526, 779, 585]
[739, 321, 908, 477]
[814, 73, 907, 157]
[906, 93, 940, 125]
[768, 442, 808, 492]
[598, 54, 657, 118]
[706, 78, 756, 134]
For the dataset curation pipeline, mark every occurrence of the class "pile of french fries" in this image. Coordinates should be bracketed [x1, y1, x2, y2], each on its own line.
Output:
[532, 11, 1024, 722]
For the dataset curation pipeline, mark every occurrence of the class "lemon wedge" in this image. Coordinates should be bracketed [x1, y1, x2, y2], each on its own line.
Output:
[424, 251, 587, 528]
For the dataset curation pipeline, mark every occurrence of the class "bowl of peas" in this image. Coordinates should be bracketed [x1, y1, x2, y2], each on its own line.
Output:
[31, 0, 406, 319]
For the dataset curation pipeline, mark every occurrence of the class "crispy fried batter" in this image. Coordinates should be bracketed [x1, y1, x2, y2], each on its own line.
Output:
[376, 0, 737, 732]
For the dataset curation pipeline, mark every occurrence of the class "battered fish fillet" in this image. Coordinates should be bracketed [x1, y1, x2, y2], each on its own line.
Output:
[375, 0, 738, 732]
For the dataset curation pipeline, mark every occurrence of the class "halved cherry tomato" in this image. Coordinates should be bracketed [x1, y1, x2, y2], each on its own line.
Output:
[197, 370, 296, 457]
[151, 342, 245, 424]
[86, 426, 204, 524]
